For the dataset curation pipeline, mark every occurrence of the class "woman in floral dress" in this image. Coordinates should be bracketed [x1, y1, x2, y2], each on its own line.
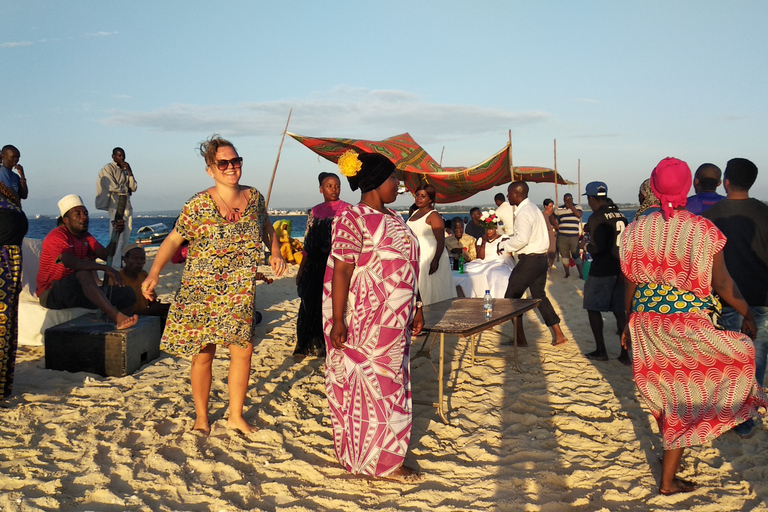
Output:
[143, 135, 285, 434]
[323, 150, 424, 482]
[620, 157, 767, 495]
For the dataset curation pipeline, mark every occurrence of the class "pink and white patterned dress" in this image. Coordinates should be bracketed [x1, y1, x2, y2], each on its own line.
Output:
[322, 203, 420, 477]
[620, 210, 767, 450]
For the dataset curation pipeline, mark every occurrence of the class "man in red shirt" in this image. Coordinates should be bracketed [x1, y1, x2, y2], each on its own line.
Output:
[36, 194, 138, 329]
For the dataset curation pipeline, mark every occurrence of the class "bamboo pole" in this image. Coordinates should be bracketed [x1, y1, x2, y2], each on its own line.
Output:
[265, 108, 292, 209]
[553, 139, 558, 204]
[439, 146, 445, 166]
[578, 159, 583, 233]
[508, 130, 512, 179]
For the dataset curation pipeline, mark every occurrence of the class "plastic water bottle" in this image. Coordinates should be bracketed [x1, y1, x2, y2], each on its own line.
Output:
[458, 253, 465, 274]
[483, 290, 493, 320]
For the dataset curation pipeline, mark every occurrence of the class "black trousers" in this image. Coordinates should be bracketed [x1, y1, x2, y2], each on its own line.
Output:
[504, 253, 561, 327]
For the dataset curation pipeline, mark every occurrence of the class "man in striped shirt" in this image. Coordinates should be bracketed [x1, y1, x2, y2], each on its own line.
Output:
[554, 193, 583, 278]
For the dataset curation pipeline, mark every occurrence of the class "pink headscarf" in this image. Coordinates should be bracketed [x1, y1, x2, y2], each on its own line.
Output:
[650, 157, 692, 219]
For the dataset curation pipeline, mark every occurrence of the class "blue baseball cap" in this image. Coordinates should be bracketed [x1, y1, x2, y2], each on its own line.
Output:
[583, 181, 608, 197]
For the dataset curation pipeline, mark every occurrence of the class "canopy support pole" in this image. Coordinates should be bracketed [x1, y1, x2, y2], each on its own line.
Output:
[265, 108, 292, 209]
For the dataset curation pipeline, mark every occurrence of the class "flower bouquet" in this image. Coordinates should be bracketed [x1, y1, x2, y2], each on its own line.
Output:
[479, 210, 498, 229]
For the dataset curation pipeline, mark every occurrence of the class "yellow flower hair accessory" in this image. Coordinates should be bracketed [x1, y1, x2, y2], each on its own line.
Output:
[338, 149, 362, 177]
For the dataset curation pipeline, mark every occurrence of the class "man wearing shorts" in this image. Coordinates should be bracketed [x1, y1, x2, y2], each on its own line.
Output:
[581, 182, 629, 364]
[554, 193, 583, 278]
[36, 194, 138, 329]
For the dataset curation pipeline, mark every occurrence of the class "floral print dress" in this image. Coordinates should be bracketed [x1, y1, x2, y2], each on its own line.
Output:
[161, 187, 266, 357]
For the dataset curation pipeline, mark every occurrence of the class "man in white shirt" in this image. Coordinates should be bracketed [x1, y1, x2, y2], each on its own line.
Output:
[494, 192, 515, 236]
[501, 181, 568, 346]
[95, 147, 138, 268]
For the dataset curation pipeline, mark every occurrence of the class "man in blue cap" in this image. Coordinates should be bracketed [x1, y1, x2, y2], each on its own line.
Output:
[581, 181, 630, 364]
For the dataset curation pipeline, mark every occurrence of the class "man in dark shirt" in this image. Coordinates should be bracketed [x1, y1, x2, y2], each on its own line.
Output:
[580, 182, 629, 364]
[465, 207, 485, 239]
[686, 163, 725, 215]
[703, 158, 768, 386]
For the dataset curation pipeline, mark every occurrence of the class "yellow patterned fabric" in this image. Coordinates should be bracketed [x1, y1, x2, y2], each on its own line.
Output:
[161, 188, 266, 357]
[632, 282, 720, 315]
[0, 245, 22, 397]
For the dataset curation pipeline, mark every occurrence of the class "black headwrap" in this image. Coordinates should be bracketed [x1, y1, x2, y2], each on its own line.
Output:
[347, 152, 396, 192]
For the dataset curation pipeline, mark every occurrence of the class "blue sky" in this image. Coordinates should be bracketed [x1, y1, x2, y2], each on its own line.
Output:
[3, 1, 766, 215]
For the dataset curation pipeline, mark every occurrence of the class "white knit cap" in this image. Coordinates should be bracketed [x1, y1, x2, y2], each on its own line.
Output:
[57, 194, 85, 217]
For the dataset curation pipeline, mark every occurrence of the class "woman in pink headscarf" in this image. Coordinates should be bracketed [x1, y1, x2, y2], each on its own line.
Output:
[620, 157, 767, 495]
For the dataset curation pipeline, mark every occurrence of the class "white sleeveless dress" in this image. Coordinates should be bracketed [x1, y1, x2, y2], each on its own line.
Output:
[407, 211, 457, 305]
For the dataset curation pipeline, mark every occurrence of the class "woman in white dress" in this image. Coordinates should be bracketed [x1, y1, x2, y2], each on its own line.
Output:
[406, 184, 456, 305]
[458, 220, 515, 298]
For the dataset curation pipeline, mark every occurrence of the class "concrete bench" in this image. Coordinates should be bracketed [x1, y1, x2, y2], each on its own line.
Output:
[18, 237, 96, 347]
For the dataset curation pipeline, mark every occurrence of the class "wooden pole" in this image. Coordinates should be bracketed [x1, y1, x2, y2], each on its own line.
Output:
[439, 146, 445, 166]
[553, 139, 558, 204]
[265, 108, 292, 209]
[508, 130, 512, 179]
[577, 159, 582, 210]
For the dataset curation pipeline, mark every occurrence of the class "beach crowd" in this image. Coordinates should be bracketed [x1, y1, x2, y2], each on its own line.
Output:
[1, 137, 767, 495]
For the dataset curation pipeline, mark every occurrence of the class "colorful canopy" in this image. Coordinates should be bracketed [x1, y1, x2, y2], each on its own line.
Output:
[289, 132, 572, 204]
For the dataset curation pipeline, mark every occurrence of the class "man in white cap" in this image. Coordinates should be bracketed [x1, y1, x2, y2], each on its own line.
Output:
[36, 194, 138, 329]
[95, 147, 137, 268]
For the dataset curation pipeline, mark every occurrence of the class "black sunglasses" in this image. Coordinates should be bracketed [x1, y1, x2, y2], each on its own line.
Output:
[215, 157, 243, 171]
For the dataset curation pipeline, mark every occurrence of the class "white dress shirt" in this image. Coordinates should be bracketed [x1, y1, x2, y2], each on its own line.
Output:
[501, 198, 550, 255]
[494, 201, 515, 236]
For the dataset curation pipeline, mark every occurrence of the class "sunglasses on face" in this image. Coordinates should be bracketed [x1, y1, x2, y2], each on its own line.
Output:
[215, 157, 243, 171]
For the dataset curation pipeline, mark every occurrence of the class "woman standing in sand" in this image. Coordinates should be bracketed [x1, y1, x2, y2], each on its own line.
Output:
[142, 135, 286, 434]
[0, 145, 28, 407]
[323, 150, 424, 482]
[294, 172, 350, 358]
[407, 184, 456, 305]
[620, 157, 767, 495]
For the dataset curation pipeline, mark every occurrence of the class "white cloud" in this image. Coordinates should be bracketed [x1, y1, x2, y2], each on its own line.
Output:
[86, 31, 118, 37]
[100, 88, 551, 141]
[0, 41, 33, 48]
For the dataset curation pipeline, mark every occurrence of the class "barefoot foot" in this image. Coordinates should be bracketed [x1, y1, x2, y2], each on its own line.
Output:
[585, 350, 609, 361]
[383, 465, 424, 483]
[659, 477, 697, 495]
[227, 418, 259, 435]
[192, 419, 210, 434]
[115, 313, 138, 330]
[551, 337, 568, 346]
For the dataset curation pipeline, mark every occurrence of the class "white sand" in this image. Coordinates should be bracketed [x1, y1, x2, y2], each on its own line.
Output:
[2, 255, 768, 511]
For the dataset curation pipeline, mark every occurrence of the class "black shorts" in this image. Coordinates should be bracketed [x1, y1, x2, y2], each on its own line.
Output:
[40, 273, 136, 312]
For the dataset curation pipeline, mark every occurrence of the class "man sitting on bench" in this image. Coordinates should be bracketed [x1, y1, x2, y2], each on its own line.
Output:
[36, 194, 138, 330]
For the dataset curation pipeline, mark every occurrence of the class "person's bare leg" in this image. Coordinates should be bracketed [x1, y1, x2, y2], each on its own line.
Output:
[562, 262, 570, 278]
[615, 311, 630, 365]
[660, 447, 696, 495]
[227, 342, 256, 433]
[190, 344, 216, 432]
[76, 271, 138, 329]
[576, 261, 583, 279]
[586, 310, 608, 359]
[551, 323, 568, 345]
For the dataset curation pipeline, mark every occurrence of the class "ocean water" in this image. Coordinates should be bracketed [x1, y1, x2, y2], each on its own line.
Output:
[25, 214, 311, 246]
[24, 208, 637, 247]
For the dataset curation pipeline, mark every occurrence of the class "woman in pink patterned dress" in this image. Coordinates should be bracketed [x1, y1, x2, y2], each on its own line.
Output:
[620, 157, 767, 495]
[322, 150, 424, 482]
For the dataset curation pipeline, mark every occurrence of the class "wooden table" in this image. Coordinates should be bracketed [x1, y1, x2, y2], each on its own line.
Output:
[412, 297, 540, 423]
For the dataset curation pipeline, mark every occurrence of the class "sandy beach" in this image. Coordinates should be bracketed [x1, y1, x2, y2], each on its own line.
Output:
[2, 251, 768, 512]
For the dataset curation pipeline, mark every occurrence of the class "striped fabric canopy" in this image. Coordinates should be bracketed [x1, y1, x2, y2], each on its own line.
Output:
[289, 132, 571, 204]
